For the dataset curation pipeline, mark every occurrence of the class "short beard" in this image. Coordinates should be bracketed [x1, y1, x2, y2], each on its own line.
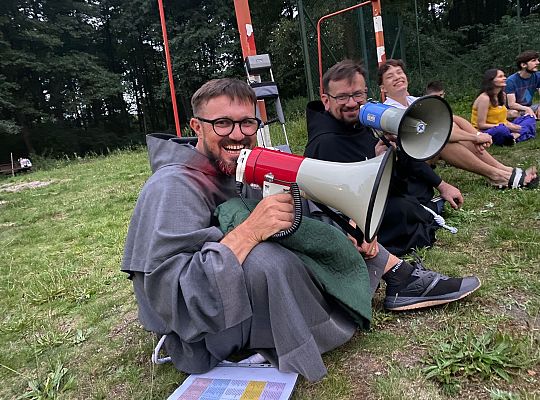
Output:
[203, 136, 252, 176]
[341, 106, 360, 125]
[215, 158, 237, 176]
[525, 67, 537, 74]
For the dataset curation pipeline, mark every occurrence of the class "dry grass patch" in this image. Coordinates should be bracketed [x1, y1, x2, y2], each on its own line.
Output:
[0, 180, 58, 192]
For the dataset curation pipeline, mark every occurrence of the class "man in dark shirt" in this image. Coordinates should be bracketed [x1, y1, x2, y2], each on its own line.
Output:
[305, 59, 462, 255]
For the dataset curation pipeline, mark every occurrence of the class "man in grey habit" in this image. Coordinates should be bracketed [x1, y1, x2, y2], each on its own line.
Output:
[121, 78, 479, 382]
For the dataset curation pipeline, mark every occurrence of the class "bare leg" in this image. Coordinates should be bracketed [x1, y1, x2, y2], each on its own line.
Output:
[441, 142, 510, 185]
[458, 140, 512, 172]
[450, 118, 535, 178]
[453, 115, 477, 134]
[385, 253, 400, 273]
[440, 142, 535, 186]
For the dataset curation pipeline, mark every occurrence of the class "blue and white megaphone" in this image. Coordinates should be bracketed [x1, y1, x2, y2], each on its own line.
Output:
[359, 95, 453, 161]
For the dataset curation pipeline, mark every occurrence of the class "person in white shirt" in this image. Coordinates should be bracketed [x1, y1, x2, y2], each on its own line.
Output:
[378, 59, 537, 189]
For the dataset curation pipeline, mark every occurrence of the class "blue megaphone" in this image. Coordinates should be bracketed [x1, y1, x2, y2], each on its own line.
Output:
[359, 95, 453, 161]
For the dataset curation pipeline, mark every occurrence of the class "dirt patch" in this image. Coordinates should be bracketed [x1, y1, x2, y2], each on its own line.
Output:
[51, 212, 66, 220]
[489, 290, 540, 330]
[344, 351, 385, 400]
[0, 222, 16, 227]
[0, 180, 56, 192]
[108, 310, 139, 340]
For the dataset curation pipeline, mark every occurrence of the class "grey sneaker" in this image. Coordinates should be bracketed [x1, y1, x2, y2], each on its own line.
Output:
[384, 262, 481, 311]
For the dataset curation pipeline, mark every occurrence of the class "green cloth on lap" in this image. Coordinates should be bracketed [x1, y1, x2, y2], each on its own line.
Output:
[215, 197, 372, 330]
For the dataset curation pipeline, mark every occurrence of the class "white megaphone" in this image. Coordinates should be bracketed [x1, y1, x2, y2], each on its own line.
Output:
[236, 146, 395, 242]
[359, 95, 453, 161]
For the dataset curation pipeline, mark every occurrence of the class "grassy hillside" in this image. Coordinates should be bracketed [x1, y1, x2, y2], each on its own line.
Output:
[0, 128, 539, 399]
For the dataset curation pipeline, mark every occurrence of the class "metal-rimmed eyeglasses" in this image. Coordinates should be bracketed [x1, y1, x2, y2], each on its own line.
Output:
[196, 116, 261, 136]
[325, 91, 368, 105]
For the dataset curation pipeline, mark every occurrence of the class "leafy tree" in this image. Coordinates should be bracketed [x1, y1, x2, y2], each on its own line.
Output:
[0, 0, 126, 157]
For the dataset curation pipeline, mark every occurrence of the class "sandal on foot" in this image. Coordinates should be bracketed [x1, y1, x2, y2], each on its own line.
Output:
[493, 167, 537, 190]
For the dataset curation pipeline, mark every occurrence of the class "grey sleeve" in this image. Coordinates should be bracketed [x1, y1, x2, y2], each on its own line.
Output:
[123, 171, 252, 342]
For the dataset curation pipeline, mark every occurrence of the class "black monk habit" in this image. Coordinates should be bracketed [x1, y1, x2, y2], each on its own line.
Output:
[304, 100, 440, 256]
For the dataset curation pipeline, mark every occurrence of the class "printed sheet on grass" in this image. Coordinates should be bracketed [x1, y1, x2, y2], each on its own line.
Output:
[167, 364, 298, 400]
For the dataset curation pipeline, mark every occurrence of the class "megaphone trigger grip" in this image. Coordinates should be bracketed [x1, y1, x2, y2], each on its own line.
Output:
[271, 182, 303, 239]
[374, 130, 393, 149]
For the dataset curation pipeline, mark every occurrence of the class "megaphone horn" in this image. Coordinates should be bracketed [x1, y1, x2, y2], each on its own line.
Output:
[359, 95, 453, 161]
[236, 146, 395, 242]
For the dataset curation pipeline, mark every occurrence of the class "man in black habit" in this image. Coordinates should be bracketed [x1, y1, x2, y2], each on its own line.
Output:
[304, 59, 463, 256]
[122, 77, 480, 383]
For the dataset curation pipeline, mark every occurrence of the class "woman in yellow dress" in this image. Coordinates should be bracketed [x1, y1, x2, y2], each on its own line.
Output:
[471, 69, 536, 145]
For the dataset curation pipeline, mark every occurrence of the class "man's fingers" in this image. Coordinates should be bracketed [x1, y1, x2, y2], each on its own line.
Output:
[272, 193, 294, 204]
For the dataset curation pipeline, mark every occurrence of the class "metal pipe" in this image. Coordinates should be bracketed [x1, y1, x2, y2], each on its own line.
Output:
[317, 1, 371, 95]
[297, 0, 315, 101]
[157, 0, 181, 136]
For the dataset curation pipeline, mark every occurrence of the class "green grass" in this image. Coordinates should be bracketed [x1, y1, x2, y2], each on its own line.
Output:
[0, 124, 539, 399]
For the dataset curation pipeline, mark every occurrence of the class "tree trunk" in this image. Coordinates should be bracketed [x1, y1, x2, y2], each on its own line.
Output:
[16, 113, 35, 155]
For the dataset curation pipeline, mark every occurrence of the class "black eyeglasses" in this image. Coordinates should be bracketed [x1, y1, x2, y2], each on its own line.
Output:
[196, 116, 261, 136]
[325, 91, 368, 105]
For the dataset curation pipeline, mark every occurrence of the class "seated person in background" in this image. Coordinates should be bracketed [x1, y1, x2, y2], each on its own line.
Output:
[305, 60, 464, 255]
[426, 80, 493, 154]
[472, 68, 536, 146]
[122, 78, 481, 382]
[380, 60, 536, 189]
[505, 50, 540, 119]
[424, 80, 446, 98]
[426, 80, 536, 188]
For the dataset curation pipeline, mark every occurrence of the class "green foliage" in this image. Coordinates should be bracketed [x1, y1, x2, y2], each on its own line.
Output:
[282, 96, 309, 118]
[423, 330, 534, 390]
[0, 119, 21, 135]
[169, 0, 243, 97]
[267, 17, 306, 98]
[406, 12, 540, 104]
[1, 0, 539, 163]
[488, 388, 521, 400]
[373, 366, 444, 400]
[17, 362, 74, 400]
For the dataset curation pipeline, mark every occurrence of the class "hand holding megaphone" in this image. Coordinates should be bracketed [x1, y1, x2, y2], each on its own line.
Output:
[236, 146, 395, 242]
[359, 95, 453, 161]
[348, 219, 380, 257]
[374, 134, 397, 156]
[239, 193, 295, 242]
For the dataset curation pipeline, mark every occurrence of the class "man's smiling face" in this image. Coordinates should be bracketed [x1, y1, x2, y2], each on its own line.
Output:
[322, 72, 367, 125]
[191, 95, 256, 176]
[380, 65, 409, 98]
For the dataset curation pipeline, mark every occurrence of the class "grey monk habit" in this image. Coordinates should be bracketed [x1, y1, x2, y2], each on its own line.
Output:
[121, 134, 359, 381]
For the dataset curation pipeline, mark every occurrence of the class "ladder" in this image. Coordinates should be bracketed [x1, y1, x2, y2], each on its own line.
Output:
[244, 54, 290, 152]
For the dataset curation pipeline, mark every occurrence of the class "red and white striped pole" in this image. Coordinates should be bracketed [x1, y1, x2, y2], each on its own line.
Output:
[233, 0, 257, 59]
[233, 0, 269, 143]
[371, 0, 387, 100]
[371, 0, 386, 67]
